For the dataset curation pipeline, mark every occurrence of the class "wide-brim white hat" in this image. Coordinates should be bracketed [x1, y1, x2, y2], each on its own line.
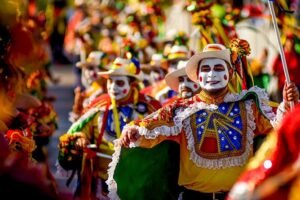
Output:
[98, 57, 140, 80]
[165, 60, 188, 92]
[186, 44, 232, 83]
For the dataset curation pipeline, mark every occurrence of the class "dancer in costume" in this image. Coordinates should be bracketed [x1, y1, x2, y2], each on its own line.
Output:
[69, 51, 108, 123]
[153, 44, 190, 104]
[163, 60, 201, 105]
[58, 57, 161, 199]
[108, 41, 299, 200]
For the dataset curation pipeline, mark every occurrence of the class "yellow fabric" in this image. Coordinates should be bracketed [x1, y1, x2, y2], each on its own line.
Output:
[111, 98, 121, 138]
[289, 176, 300, 200]
[269, 101, 279, 108]
[85, 82, 101, 98]
[252, 103, 274, 135]
[246, 131, 278, 170]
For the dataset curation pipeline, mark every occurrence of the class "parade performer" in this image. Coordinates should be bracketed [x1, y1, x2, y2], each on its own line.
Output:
[153, 44, 190, 104]
[57, 57, 161, 199]
[271, 33, 300, 101]
[107, 41, 299, 200]
[228, 105, 300, 200]
[69, 51, 108, 123]
[163, 60, 201, 105]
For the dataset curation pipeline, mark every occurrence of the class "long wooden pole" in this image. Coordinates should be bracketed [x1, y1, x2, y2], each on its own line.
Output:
[268, 0, 294, 109]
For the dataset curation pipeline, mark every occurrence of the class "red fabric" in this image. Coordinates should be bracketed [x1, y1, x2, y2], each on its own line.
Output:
[162, 96, 178, 106]
[272, 50, 300, 90]
[200, 137, 218, 153]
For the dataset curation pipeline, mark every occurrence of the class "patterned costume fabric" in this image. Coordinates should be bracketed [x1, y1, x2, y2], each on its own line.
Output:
[107, 86, 286, 199]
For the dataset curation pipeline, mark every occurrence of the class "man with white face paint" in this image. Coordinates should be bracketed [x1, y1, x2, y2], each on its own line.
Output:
[163, 60, 201, 105]
[57, 57, 161, 199]
[69, 51, 108, 123]
[107, 43, 299, 200]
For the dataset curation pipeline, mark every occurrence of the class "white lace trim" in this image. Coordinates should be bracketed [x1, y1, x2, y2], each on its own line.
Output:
[106, 140, 122, 200]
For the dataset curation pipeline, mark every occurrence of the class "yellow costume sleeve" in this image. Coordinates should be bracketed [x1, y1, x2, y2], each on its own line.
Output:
[252, 103, 273, 135]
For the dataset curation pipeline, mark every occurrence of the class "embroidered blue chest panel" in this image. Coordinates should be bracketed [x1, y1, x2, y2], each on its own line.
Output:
[106, 106, 133, 138]
[191, 101, 247, 156]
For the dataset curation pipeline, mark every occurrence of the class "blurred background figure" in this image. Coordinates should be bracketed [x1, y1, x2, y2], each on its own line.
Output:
[271, 33, 300, 102]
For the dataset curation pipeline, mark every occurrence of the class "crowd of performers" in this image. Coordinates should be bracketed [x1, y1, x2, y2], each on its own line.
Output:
[1, 0, 300, 200]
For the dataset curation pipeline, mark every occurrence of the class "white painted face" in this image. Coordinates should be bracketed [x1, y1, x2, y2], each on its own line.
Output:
[178, 76, 200, 98]
[82, 65, 100, 87]
[198, 58, 229, 92]
[107, 76, 131, 100]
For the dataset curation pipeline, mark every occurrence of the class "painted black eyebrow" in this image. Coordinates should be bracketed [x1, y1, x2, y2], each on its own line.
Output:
[214, 64, 225, 67]
[201, 65, 210, 68]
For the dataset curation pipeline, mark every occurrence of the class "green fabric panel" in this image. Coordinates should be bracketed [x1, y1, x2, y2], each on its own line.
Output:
[114, 141, 181, 200]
